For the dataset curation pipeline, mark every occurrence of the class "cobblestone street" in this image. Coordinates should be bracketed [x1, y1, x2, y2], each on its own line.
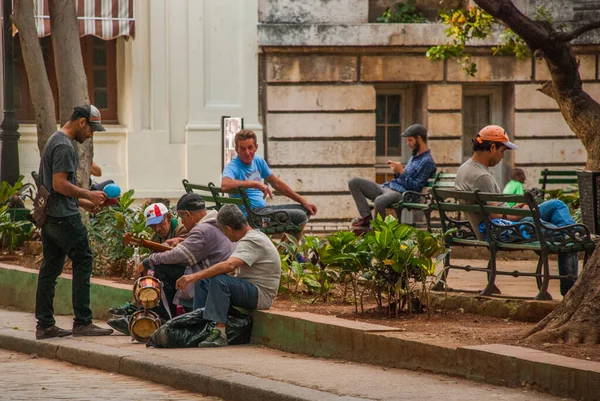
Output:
[0, 349, 220, 400]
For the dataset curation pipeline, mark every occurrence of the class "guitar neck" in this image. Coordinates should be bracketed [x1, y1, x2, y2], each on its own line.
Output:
[139, 239, 172, 253]
[124, 233, 173, 253]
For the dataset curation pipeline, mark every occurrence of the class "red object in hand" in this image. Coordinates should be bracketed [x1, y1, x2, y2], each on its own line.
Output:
[104, 198, 119, 206]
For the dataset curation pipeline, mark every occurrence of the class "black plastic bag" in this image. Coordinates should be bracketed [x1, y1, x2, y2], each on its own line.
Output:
[226, 307, 252, 345]
[146, 309, 214, 348]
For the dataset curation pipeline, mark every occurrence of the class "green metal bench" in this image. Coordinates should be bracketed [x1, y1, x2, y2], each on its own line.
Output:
[388, 172, 456, 231]
[539, 169, 578, 196]
[432, 187, 595, 300]
[181, 180, 302, 236]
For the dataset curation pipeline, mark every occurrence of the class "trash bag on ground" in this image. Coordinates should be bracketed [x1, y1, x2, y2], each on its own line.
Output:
[226, 307, 253, 345]
[146, 308, 214, 348]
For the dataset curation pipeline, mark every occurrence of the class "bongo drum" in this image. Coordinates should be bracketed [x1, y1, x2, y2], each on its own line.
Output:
[128, 309, 161, 343]
[132, 276, 161, 309]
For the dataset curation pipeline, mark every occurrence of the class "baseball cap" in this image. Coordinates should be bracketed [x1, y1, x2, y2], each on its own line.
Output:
[401, 124, 428, 138]
[73, 104, 106, 132]
[144, 203, 169, 226]
[476, 125, 518, 150]
[176, 193, 206, 211]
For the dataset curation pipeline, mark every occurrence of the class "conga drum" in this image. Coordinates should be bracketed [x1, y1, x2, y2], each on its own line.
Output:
[132, 276, 161, 309]
[128, 309, 161, 343]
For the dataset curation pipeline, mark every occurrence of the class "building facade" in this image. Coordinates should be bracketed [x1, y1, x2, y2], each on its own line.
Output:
[13, 0, 262, 200]
[258, 0, 599, 223]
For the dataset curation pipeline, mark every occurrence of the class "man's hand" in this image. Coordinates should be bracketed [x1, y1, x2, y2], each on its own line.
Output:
[387, 160, 404, 174]
[165, 237, 185, 247]
[133, 263, 146, 279]
[87, 190, 107, 207]
[176, 273, 200, 290]
[259, 183, 274, 199]
[301, 200, 318, 216]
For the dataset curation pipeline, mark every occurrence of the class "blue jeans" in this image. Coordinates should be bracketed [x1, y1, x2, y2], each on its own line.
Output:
[521, 199, 578, 296]
[193, 274, 258, 324]
[35, 215, 93, 329]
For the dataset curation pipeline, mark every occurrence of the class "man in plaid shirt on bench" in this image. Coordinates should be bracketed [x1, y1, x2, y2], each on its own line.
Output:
[348, 124, 437, 231]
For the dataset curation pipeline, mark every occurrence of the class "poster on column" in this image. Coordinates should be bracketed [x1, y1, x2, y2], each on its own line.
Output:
[222, 116, 244, 170]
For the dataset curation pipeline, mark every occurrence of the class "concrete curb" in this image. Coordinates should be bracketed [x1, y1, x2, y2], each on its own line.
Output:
[0, 263, 131, 320]
[0, 328, 366, 401]
[253, 310, 600, 400]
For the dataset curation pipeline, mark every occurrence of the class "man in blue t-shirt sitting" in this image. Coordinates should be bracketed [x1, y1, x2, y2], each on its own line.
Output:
[221, 129, 318, 235]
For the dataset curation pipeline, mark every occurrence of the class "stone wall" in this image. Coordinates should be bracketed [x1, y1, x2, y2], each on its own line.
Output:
[261, 49, 599, 221]
[264, 54, 375, 221]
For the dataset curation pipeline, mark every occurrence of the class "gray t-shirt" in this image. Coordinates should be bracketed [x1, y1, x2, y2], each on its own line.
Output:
[233, 229, 281, 309]
[39, 131, 80, 217]
[455, 158, 503, 239]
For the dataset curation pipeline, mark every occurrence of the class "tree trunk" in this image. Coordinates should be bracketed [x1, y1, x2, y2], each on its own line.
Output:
[48, 0, 91, 188]
[474, 0, 600, 170]
[528, 245, 600, 344]
[12, 0, 56, 154]
[473, 0, 600, 343]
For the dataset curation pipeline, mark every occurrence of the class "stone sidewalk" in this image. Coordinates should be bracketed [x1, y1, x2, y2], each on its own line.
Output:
[0, 309, 562, 401]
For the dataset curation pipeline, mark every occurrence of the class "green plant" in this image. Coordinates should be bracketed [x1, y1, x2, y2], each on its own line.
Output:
[376, 0, 427, 23]
[426, 6, 531, 76]
[321, 230, 370, 313]
[0, 206, 28, 253]
[86, 189, 151, 276]
[277, 234, 340, 303]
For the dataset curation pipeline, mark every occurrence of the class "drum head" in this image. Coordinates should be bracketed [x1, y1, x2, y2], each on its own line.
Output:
[129, 311, 161, 343]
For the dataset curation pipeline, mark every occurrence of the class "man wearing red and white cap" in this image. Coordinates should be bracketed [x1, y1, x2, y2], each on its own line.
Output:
[144, 202, 187, 244]
[456, 125, 579, 296]
[106, 202, 188, 317]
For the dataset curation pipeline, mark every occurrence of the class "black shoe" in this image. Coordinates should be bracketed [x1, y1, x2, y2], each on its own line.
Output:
[35, 325, 72, 340]
[106, 317, 130, 336]
[72, 323, 114, 336]
[108, 301, 138, 316]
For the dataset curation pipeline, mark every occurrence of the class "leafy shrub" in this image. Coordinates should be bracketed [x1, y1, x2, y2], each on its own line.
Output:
[276, 215, 447, 315]
[0, 206, 28, 253]
[86, 189, 151, 276]
[376, 1, 427, 23]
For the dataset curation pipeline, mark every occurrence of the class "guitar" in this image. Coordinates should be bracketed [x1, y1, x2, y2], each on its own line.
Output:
[123, 233, 173, 253]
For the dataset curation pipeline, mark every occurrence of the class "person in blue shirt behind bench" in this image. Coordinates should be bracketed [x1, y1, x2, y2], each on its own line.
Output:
[221, 129, 318, 237]
[348, 124, 437, 231]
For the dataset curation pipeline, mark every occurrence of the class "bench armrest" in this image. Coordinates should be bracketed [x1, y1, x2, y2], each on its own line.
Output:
[400, 191, 431, 204]
[446, 219, 476, 240]
[539, 222, 592, 246]
[247, 206, 304, 231]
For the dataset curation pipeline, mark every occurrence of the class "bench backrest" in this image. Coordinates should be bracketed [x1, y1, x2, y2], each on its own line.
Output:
[538, 169, 578, 191]
[424, 172, 456, 189]
[181, 180, 245, 211]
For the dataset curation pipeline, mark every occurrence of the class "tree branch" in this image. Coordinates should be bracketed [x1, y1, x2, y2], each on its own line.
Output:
[555, 21, 600, 42]
[474, 0, 552, 50]
[537, 82, 556, 100]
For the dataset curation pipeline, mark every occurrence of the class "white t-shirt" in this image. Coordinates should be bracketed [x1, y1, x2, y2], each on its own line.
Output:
[233, 230, 281, 309]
